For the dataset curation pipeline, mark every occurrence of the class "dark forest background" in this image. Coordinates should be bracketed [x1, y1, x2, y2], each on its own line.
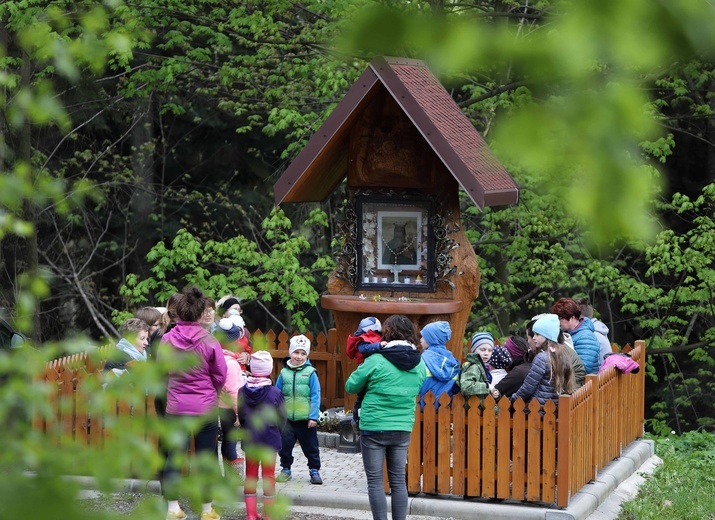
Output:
[2, 0, 715, 435]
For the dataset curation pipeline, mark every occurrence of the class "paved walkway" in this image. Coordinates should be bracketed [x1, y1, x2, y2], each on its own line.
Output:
[78, 439, 658, 520]
[270, 439, 658, 520]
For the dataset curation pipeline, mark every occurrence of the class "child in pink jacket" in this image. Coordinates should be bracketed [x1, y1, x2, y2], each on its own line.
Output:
[217, 317, 247, 480]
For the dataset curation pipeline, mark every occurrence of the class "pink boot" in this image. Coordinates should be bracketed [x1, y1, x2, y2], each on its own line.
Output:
[244, 493, 260, 520]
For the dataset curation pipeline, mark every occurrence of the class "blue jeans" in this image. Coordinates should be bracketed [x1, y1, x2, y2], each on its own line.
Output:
[360, 430, 411, 520]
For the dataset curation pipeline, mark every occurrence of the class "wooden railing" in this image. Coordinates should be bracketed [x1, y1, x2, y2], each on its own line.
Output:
[34, 332, 645, 508]
[407, 340, 645, 507]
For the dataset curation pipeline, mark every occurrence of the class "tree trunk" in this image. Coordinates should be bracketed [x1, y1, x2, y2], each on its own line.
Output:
[20, 50, 42, 341]
[128, 99, 156, 281]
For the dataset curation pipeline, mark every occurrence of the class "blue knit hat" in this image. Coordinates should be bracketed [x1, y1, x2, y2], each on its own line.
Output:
[470, 331, 494, 354]
[355, 317, 382, 335]
[532, 313, 560, 342]
[420, 321, 452, 347]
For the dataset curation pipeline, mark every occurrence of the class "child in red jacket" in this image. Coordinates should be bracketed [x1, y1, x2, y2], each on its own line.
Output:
[346, 317, 383, 430]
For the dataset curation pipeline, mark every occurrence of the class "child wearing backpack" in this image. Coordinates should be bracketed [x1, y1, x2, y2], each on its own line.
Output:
[237, 350, 286, 520]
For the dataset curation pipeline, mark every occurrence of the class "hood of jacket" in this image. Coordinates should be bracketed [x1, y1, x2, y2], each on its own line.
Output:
[163, 321, 213, 351]
[380, 340, 422, 371]
[573, 316, 595, 335]
[420, 321, 451, 347]
[116, 338, 147, 362]
[241, 383, 275, 408]
[422, 345, 460, 381]
[591, 318, 609, 337]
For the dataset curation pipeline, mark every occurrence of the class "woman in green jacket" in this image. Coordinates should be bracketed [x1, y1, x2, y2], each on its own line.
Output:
[345, 314, 426, 520]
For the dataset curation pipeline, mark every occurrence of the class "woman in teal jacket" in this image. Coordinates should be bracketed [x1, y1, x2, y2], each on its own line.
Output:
[345, 314, 426, 520]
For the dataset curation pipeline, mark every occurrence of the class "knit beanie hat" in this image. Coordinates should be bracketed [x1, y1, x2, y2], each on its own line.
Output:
[420, 321, 452, 347]
[532, 313, 560, 342]
[355, 317, 382, 335]
[250, 350, 273, 377]
[218, 317, 244, 342]
[218, 297, 241, 316]
[504, 336, 529, 361]
[470, 331, 494, 354]
[488, 345, 513, 369]
[289, 334, 311, 356]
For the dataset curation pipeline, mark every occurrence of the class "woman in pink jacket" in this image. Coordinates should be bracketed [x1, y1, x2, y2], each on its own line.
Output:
[160, 286, 227, 520]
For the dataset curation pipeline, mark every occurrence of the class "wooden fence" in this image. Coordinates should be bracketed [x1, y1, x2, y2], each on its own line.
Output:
[34, 331, 645, 509]
[407, 340, 645, 507]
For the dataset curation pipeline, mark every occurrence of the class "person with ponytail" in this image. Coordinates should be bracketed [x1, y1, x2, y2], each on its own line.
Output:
[159, 286, 227, 520]
[510, 314, 575, 406]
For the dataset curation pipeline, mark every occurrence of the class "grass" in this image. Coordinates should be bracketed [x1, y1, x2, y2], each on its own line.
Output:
[618, 430, 715, 520]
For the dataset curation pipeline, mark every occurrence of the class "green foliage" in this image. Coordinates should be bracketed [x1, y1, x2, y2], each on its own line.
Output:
[121, 207, 334, 331]
[338, 0, 715, 247]
[619, 431, 715, 519]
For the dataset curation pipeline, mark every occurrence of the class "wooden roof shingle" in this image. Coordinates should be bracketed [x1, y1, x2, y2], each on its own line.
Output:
[274, 56, 519, 209]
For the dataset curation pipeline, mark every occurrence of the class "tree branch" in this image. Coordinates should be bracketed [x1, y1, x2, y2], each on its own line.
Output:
[458, 81, 527, 108]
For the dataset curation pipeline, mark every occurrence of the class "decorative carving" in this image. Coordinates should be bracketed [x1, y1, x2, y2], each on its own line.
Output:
[334, 189, 459, 292]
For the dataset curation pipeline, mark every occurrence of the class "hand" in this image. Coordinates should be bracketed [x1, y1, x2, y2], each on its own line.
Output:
[491, 389, 501, 400]
[236, 352, 249, 365]
[308, 419, 317, 428]
[380, 341, 387, 347]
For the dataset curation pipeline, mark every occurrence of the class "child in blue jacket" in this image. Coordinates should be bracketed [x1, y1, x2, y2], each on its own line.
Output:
[418, 321, 460, 409]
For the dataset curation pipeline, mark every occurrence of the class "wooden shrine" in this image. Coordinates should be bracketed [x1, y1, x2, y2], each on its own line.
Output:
[274, 56, 519, 406]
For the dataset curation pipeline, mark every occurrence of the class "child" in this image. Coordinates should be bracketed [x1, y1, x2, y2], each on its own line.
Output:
[345, 317, 383, 428]
[275, 334, 323, 485]
[511, 314, 575, 405]
[104, 318, 149, 377]
[237, 350, 286, 520]
[219, 314, 252, 372]
[487, 345, 512, 389]
[418, 321, 460, 409]
[459, 331, 493, 398]
[216, 318, 247, 481]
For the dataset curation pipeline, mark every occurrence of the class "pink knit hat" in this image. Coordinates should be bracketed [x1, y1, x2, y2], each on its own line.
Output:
[250, 351, 274, 377]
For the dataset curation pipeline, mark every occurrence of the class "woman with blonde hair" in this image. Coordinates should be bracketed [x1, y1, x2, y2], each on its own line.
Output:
[511, 313, 575, 405]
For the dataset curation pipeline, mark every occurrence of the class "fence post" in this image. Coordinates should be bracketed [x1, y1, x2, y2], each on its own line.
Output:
[557, 393, 572, 508]
[586, 374, 599, 478]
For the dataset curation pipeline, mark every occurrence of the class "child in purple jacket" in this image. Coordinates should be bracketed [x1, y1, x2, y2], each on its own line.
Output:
[237, 350, 286, 520]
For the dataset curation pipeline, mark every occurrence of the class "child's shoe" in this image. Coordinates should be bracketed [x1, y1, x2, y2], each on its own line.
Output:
[200, 508, 220, 520]
[275, 468, 292, 482]
[165, 510, 187, 520]
[309, 468, 323, 485]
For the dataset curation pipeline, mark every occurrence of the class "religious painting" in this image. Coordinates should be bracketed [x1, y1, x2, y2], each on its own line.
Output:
[356, 195, 434, 291]
[377, 211, 421, 270]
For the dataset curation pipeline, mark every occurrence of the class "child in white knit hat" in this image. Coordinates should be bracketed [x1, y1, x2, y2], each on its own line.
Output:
[275, 334, 323, 485]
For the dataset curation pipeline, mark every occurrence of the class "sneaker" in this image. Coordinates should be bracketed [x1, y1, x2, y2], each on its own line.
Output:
[200, 509, 221, 520]
[276, 468, 292, 482]
[309, 469, 323, 485]
[166, 510, 187, 520]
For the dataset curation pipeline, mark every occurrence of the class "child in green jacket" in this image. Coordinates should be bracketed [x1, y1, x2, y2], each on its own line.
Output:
[275, 334, 323, 485]
[459, 331, 493, 398]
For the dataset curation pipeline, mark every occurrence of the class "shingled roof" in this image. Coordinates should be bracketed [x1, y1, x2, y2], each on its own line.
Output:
[274, 56, 519, 209]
